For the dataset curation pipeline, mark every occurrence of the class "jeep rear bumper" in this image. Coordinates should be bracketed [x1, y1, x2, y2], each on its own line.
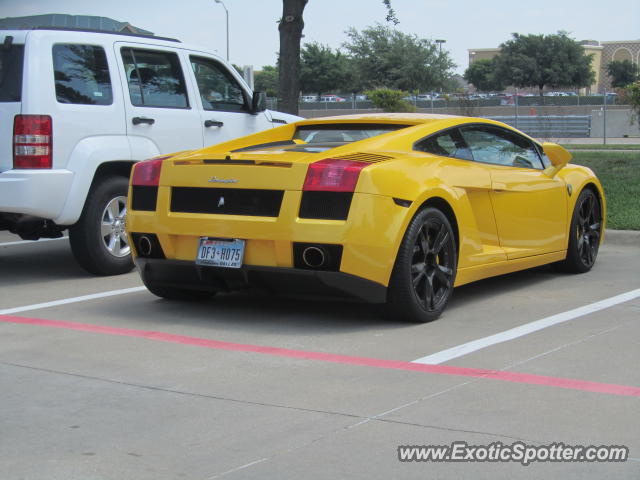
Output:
[0, 169, 73, 220]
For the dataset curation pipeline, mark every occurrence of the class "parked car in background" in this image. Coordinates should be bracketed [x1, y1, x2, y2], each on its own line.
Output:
[300, 95, 318, 103]
[0, 27, 299, 275]
[126, 113, 604, 323]
[319, 95, 346, 102]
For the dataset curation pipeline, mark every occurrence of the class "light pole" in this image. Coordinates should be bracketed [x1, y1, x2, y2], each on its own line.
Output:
[435, 39, 446, 93]
[214, 0, 229, 61]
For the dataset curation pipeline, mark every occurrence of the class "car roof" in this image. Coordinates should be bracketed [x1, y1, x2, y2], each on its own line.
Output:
[293, 113, 540, 145]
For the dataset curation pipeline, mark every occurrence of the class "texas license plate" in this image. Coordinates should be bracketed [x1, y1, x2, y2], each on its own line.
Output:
[195, 238, 245, 268]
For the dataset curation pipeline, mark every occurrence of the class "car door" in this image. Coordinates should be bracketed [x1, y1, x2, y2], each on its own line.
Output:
[115, 42, 203, 157]
[415, 128, 506, 266]
[187, 54, 273, 147]
[459, 124, 567, 259]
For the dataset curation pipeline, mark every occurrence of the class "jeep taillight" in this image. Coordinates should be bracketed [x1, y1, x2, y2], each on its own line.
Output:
[303, 159, 369, 192]
[131, 157, 169, 186]
[13, 115, 53, 169]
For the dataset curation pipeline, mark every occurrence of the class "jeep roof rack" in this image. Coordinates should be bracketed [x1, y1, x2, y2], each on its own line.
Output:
[0, 26, 181, 43]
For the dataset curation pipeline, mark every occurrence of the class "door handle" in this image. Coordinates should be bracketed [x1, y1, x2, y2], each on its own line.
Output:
[204, 120, 224, 128]
[132, 116, 155, 125]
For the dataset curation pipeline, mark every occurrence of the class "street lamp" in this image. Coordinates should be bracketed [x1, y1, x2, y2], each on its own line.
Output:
[214, 0, 229, 61]
[435, 39, 446, 93]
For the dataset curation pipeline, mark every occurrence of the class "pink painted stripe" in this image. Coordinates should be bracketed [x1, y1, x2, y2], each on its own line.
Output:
[2, 314, 639, 398]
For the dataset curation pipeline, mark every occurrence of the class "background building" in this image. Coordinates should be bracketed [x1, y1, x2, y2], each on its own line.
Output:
[468, 39, 640, 93]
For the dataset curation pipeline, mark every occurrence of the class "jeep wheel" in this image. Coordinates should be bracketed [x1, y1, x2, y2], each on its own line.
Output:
[69, 176, 134, 276]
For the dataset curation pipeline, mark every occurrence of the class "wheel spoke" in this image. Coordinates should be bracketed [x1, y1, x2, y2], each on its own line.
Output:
[412, 270, 426, 287]
[411, 262, 426, 274]
[418, 227, 428, 255]
[101, 221, 113, 237]
[107, 200, 120, 222]
[434, 264, 452, 288]
[432, 224, 449, 255]
[424, 274, 435, 310]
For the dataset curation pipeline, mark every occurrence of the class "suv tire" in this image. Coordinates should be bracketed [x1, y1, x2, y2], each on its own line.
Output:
[69, 176, 134, 276]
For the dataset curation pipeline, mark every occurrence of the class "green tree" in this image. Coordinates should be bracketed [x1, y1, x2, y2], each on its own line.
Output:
[493, 32, 595, 98]
[254, 65, 279, 97]
[607, 60, 639, 88]
[278, 0, 398, 115]
[625, 80, 640, 125]
[343, 24, 455, 93]
[365, 88, 415, 112]
[299, 42, 350, 96]
[464, 58, 504, 92]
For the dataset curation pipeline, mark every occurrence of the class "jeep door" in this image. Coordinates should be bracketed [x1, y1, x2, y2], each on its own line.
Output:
[115, 42, 203, 158]
[186, 53, 273, 147]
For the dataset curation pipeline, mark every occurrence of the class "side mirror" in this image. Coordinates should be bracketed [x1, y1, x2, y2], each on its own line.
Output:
[542, 142, 572, 177]
[250, 91, 267, 114]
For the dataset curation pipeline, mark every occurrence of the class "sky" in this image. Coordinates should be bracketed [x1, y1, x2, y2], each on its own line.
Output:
[2, 0, 639, 74]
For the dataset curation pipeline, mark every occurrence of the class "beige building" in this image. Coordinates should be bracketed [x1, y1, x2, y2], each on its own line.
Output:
[468, 39, 640, 93]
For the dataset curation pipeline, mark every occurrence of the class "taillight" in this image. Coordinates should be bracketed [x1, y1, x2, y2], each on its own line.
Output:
[13, 115, 53, 169]
[131, 157, 170, 186]
[303, 159, 369, 192]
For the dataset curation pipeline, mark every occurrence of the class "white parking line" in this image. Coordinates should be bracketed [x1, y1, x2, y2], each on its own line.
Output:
[412, 288, 640, 365]
[0, 237, 68, 247]
[0, 287, 147, 315]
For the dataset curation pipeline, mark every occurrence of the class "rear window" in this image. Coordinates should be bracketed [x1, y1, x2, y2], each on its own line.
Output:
[0, 41, 24, 102]
[53, 44, 113, 105]
[294, 123, 408, 144]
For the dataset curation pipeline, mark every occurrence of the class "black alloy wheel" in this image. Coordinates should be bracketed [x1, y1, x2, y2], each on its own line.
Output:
[387, 207, 457, 323]
[558, 188, 602, 273]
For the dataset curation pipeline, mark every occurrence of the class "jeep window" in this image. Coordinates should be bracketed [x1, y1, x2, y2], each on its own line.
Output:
[122, 48, 189, 109]
[190, 56, 246, 112]
[0, 42, 24, 102]
[52, 44, 112, 105]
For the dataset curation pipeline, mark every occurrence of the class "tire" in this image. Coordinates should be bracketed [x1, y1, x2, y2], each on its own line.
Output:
[556, 188, 602, 273]
[69, 176, 134, 276]
[387, 207, 457, 323]
[143, 280, 216, 301]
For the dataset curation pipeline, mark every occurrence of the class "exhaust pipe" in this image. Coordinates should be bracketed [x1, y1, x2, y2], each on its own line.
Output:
[302, 246, 326, 268]
[138, 235, 153, 257]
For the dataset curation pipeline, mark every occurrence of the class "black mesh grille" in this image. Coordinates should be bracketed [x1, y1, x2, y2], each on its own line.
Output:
[299, 192, 353, 220]
[170, 187, 284, 217]
[131, 186, 158, 211]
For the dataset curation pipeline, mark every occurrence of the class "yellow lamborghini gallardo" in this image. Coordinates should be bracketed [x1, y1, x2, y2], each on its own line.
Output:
[126, 114, 605, 322]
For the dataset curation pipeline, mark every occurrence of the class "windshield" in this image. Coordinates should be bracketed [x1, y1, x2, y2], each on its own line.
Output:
[0, 41, 24, 102]
[294, 123, 408, 144]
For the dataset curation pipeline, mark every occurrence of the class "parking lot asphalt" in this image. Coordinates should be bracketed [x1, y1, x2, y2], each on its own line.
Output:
[1, 231, 639, 479]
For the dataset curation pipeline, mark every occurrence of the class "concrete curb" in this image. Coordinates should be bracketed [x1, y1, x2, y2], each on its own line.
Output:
[605, 229, 640, 247]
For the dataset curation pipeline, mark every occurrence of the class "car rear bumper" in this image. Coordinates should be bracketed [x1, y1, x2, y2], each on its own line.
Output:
[0, 169, 73, 220]
[136, 258, 388, 303]
[127, 189, 411, 286]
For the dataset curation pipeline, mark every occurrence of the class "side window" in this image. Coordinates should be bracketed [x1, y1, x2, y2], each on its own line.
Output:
[460, 125, 544, 169]
[536, 144, 553, 168]
[52, 44, 112, 105]
[121, 48, 189, 109]
[190, 56, 246, 112]
[415, 129, 473, 161]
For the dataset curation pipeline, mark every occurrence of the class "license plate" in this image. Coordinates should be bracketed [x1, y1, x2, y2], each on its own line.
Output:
[195, 238, 245, 268]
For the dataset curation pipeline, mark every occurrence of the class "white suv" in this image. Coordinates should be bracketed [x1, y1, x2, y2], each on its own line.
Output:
[0, 27, 299, 275]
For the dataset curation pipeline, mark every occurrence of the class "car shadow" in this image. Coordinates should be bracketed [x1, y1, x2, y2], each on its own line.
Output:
[108, 265, 561, 336]
[0, 239, 92, 285]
